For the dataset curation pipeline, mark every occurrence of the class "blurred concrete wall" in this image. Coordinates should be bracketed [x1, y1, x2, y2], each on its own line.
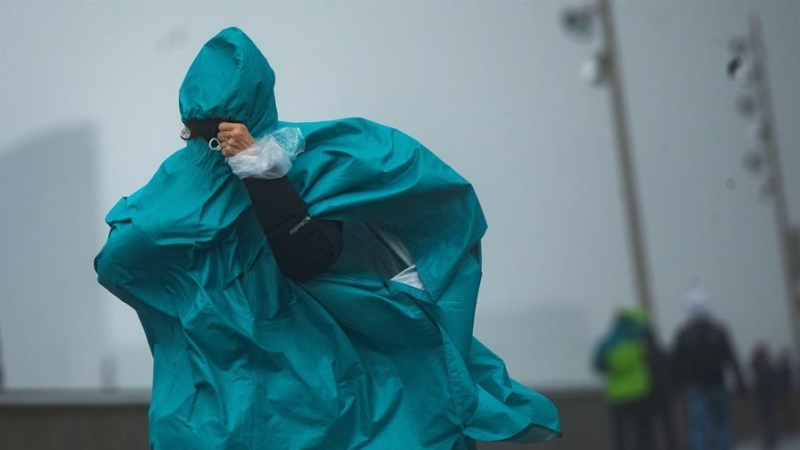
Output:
[1, 389, 794, 450]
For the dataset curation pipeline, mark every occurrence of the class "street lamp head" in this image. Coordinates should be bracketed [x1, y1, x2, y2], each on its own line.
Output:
[561, 5, 596, 41]
[747, 120, 770, 143]
[728, 57, 761, 85]
[735, 95, 758, 118]
[727, 56, 743, 79]
[581, 53, 609, 85]
[743, 151, 765, 175]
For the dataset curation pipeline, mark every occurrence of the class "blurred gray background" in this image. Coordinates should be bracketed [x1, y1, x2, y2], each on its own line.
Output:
[0, 0, 798, 399]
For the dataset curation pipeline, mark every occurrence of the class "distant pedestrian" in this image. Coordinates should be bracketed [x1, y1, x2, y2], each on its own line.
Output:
[673, 289, 745, 450]
[594, 305, 653, 450]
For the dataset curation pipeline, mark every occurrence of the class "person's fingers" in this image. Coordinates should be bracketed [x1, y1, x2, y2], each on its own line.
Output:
[223, 139, 252, 157]
[220, 123, 251, 139]
[217, 131, 232, 140]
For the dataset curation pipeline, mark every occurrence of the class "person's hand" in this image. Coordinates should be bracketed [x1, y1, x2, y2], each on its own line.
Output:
[218, 122, 256, 157]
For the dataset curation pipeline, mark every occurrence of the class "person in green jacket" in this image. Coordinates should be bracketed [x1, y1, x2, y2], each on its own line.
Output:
[594, 306, 653, 450]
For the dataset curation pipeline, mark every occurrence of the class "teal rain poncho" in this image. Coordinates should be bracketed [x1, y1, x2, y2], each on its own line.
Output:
[95, 27, 559, 450]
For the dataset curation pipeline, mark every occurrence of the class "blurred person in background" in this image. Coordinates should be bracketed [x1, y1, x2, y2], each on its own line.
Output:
[750, 343, 778, 449]
[594, 305, 653, 450]
[673, 288, 746, 450]
[777, 349, 796, 433]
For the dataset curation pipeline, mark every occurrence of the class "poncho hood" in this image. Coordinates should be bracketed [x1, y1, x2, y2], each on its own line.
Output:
[179, 27, 278, 137]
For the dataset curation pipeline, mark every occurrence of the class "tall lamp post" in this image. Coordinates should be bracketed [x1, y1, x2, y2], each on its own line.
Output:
[561, 0, 653, 315]
[727, 16, 800, 353]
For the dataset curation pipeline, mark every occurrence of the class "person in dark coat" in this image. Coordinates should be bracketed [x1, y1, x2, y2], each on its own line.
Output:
[673, 289, 745, 450]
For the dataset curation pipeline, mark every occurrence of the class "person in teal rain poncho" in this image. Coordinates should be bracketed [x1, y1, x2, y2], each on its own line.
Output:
[95, 27, 559, 450]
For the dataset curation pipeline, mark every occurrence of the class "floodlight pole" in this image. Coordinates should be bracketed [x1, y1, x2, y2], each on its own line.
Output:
[597, 0, 654, 316]
[745, 17, 800, 353]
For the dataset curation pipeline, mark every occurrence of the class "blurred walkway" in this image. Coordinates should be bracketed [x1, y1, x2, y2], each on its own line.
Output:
[738, 435, 800, 450]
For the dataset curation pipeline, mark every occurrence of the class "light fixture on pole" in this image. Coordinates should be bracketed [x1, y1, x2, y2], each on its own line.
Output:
[561, 4, 598, 41]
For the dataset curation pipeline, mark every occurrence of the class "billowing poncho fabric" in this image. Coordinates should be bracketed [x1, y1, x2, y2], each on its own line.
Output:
[95, 27, 559, 450]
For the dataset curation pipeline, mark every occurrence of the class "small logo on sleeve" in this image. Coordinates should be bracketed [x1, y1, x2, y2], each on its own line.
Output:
[289, 216, 312, 235]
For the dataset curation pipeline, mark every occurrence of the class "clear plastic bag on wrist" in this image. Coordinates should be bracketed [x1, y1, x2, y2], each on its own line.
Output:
[227, 127, 305, 179]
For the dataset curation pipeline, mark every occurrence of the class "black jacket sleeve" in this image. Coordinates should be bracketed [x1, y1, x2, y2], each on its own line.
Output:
[243, 176, 343, 283]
